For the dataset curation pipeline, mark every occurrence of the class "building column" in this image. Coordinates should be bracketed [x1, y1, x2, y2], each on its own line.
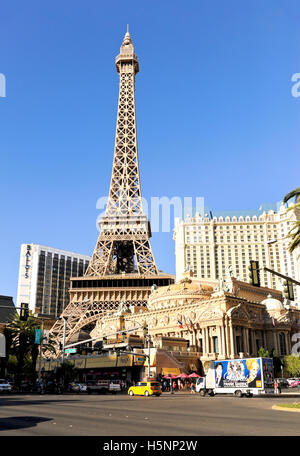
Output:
[202, 328, 206, 354]
[277, 332, 281, 355]
[217, 326, 222, 356]
[245, 328, 250, 354]
[192, 329, 196, 347]
[284, 332, 289, 355]
[224, 318, 230, 357]
[251, 329, 256, 355]
[263, 331, 267, 350]
[242, 327, 247, 354]
[205, 327, 210, 354]
[273, 331, 278, 353]
[221, 325, 225, 356]
[286, 332, 291, 354]
[229, 322, 235, 358]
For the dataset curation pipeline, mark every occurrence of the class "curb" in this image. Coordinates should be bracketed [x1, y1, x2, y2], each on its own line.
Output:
[272, 405, 300, 413]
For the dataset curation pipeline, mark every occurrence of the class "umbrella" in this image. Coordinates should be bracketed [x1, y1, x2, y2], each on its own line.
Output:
[189, 373, 201, 378]
[163, 374, 177, 379]
[177, 373, 189, 379]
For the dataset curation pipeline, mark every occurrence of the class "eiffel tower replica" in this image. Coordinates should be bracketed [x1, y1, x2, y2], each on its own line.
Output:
[48, 28, 174, 352]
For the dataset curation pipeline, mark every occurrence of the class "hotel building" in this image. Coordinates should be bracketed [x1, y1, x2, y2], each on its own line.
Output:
[174, 202, 300, 303]
[17, 244, 90, 317]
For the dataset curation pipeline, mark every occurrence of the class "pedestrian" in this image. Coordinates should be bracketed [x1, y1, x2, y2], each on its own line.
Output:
[274, 380, 279, 395]
[172, 380, 176, 391]
[190, 383, 195, 394]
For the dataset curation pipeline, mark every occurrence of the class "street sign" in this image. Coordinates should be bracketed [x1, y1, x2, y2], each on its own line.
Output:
[65, 348, 77, 354]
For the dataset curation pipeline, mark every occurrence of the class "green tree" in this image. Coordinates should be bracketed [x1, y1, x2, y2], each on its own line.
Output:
[7, 313, 40, 385]
[271, 349, 284, 377]
[257, 347, 269, 357]
[55, 360, 76, 390]
[284, 354, 300, 377]
[283, 187, 300, 254]
[6, 313, 57, 385]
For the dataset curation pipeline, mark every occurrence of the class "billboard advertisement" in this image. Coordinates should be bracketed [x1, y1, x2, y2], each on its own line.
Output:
[262, 358, 274, 388]
[214, 358, 264, 389]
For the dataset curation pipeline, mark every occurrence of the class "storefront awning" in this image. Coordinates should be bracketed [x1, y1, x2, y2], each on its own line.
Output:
[161, 368, 181, 376]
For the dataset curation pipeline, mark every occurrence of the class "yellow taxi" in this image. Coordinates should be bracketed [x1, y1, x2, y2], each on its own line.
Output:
[128, 381, 162, 397]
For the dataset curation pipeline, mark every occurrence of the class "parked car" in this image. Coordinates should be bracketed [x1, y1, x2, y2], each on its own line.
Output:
[68, 382, 87, 393]
[78, 383, 87, 392]
[128, 381, 162, 397]
[0, 379, 12, 393]
[7, 381, 18, 392]
[287, 378, 300, 386]
[274, 378, 289, 388]
[68, 382, 80, 393]
[44, 380, 63, 394]
[20, 381, 34, 393]
[289, 380, 300, 388]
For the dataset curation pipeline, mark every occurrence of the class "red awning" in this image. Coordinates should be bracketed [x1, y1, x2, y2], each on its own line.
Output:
[176, 373, 189, 379]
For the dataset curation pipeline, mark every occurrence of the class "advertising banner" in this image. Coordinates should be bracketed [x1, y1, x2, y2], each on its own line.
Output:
[262, 358, 274, 388]
[0, 334, 6, 357]
[214, 358, 262, 388]
[34, 328, 42, 344]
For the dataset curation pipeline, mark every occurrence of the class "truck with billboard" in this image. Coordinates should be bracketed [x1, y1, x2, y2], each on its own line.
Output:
[196, 357, 274, 397]
[86, 379, 121, 394]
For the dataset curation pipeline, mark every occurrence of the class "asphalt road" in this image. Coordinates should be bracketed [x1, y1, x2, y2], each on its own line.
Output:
[1, 392, 300, 436]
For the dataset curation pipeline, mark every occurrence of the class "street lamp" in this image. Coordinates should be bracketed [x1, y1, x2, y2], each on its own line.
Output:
[146, 334, 151, 379]
[33, 311, 52, 381]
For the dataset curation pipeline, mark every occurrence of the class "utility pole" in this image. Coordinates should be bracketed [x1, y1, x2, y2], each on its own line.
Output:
[147, 334, 151, 379]
[38, 319, 44, 381]
[61, 317, 67, 392]
[61, 317, 67, 365]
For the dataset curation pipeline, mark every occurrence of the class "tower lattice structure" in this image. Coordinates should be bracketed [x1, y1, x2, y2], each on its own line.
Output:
[45, 30, 173, 355]
[85, 29, 158, 277]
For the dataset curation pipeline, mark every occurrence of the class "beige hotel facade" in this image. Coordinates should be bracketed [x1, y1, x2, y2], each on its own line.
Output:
[174, 201, 300, 304]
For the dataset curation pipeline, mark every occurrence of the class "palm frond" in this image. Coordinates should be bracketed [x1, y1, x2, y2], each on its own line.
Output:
[283, 187, 300, 204]
[286, 220, 300, 254]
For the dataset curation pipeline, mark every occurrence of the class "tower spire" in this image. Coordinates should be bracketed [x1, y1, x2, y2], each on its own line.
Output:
[85, 31, 157, 277]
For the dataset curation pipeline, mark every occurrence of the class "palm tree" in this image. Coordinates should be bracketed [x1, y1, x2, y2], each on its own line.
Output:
[7, 313, 39, 386]
[6, 313, 57, 388]
[283, 187, 300, 254]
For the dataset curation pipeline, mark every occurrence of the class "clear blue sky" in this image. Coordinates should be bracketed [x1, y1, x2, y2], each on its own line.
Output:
[1, 0, 300, 302]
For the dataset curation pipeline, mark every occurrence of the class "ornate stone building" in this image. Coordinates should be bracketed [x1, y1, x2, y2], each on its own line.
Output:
[90, 272, 300, 374]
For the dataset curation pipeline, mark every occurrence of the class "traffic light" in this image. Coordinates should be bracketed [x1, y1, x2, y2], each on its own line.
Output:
[20, 302, 29, 321]
[143, 322, 148, 337]
[59, 342, 63, 350]
[283, 280, 294, 301]
[248, 261, 260, 287]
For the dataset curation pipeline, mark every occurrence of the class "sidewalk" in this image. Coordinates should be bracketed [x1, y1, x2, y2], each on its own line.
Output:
[161, 391, 300, 397]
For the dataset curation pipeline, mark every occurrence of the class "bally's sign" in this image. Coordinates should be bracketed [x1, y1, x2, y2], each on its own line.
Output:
[24, 245, 31, 278]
